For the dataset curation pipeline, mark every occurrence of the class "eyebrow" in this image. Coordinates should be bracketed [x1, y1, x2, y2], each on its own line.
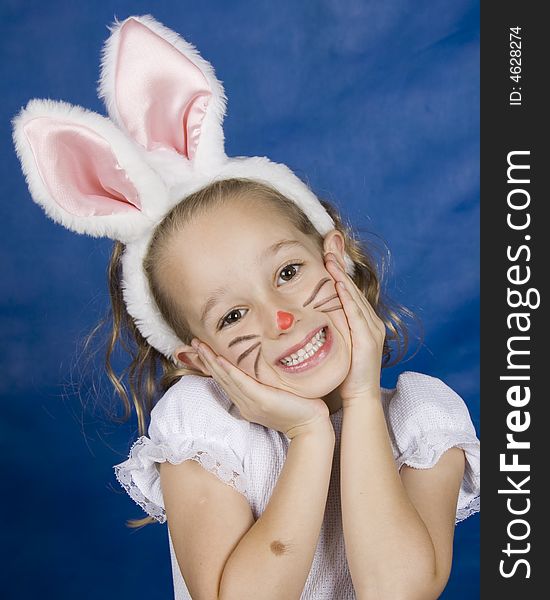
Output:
[199, 239, 306, 325]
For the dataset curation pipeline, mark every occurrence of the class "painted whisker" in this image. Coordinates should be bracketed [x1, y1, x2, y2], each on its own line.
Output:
[313, 293, 339, 309]
[320, 304, 343, 313]
[303, 277, 331, 307]
[237, 341, 261, 365]
[229, 334, 259, 348]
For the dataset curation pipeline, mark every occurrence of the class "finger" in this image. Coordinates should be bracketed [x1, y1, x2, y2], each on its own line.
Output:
[193, 341, 230, 382]
[334, 279, 374, 338]
[213, 352, 252, 393]
[337, 281, 387, 356]
[324, 253, 363, 297]
[326, 258, 370, 320]
[195, 341, 261, 412]
[349, 286, 386, 337]
[346, 284, 385, 336]
[331, 266, 386, 347]
[362, 299, 386, 338]
[325, 256, 385, 336]
[193, 340, 245, 398]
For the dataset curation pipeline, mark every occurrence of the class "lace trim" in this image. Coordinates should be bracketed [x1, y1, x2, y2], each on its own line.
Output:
[114, 437, 248, 524]
[456, 493, 480, 524]
[395, 429, 480, 525]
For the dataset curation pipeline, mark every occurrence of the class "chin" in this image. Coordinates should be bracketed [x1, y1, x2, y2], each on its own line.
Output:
[290, 367, 348, 399]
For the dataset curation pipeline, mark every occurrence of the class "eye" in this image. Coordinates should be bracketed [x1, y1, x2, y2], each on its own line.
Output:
[277, 262, 303, 285]
[218, 308, 247, 330]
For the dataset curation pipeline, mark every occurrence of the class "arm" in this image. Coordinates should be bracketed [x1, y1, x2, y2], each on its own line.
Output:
[161, 417, 335, 600]
[220, 417, 335, 600]
[340, 394, 465, 600]
[321, 251, 467, 599]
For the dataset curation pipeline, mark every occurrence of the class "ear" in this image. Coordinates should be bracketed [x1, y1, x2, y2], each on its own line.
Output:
[173, 343, 212, 376]
[97, 15, 227, 166]
[11, 98, 170, 243]
[323, 229, 347, 269]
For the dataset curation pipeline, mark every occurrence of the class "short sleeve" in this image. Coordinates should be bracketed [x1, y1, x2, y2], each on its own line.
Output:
[113, 374, 251, 524]
[386, 371, 480, 524]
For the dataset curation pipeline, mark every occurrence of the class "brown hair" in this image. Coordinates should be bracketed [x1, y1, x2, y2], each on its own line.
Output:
[84, 177, 423, 528]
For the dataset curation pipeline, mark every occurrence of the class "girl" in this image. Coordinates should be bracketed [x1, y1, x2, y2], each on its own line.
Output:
[12, 14, 480, 600]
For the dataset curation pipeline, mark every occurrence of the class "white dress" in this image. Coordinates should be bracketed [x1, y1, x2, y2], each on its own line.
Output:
[113, 371, 480, 599]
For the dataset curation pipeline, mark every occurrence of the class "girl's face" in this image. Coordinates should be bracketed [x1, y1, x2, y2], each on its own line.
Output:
[164, 199, 352, 401]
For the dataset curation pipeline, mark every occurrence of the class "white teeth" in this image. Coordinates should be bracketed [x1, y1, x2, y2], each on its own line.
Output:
[280, 328, 327, 366]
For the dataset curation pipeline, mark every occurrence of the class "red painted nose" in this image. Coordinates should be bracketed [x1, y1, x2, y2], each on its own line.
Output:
[276, 310, 294, 330]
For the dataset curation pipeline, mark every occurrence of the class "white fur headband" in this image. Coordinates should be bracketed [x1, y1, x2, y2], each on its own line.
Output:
[12, 13, 356, 363]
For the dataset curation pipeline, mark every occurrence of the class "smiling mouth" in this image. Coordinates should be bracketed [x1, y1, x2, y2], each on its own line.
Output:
[278, 326, 327, 366]
[276, 325, 332, 372]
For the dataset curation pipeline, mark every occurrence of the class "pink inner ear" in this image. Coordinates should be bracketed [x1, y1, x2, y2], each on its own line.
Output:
[115, 18, 212, 159]
[23, 117, 141, 217]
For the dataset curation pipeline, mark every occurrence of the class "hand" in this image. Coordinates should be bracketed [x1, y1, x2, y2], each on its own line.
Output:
[191, 338, 334, 440]
[324, 252, 386, 407]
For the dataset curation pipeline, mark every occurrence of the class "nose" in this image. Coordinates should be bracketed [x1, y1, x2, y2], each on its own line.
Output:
[276, 310, 294, 330]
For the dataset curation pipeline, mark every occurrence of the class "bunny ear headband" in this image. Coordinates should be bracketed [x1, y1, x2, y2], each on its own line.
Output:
[12, 13, 356, 364]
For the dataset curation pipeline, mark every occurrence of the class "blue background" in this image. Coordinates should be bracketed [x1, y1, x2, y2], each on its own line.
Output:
[1, 0, 479, 598]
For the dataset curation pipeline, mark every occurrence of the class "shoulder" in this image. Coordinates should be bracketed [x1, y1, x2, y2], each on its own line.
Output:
[382, 371, 480, 523]
[112, 374, 251, 524]
[149, 374, 250, 445]
[384, 371, 476, 438]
